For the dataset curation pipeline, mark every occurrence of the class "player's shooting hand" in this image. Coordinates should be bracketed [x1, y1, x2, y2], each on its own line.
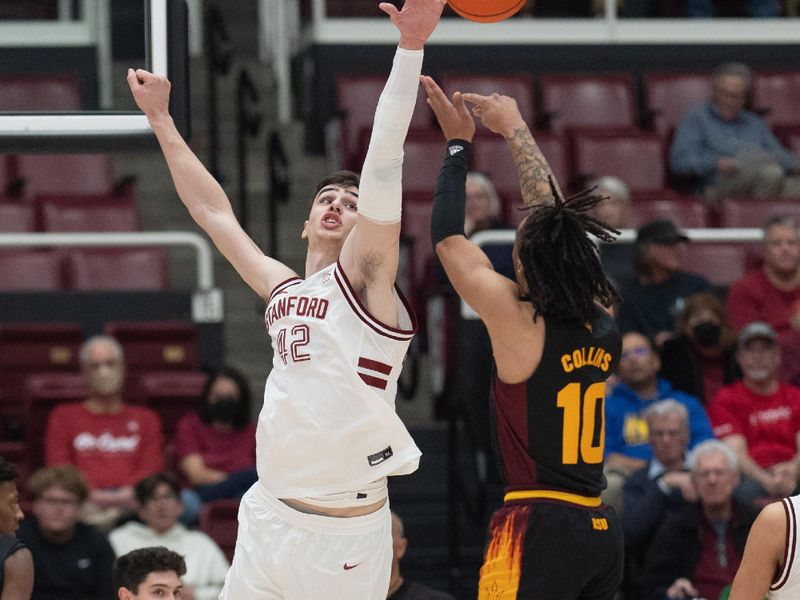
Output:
[380, 0, 446, 50]
[421, 75, 475, 143]
[127, 68, 171, 119]
[461, 92, 526, 139]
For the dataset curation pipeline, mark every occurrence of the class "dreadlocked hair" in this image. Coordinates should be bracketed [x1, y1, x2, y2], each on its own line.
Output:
[516, 177, 620, 324]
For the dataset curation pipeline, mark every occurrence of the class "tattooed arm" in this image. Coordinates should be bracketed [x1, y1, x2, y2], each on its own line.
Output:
[461, 93, 561, 206]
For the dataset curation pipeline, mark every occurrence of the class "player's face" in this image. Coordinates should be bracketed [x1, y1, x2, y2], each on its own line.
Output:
[763, 223, 800, 276]
[736, 338, 780, 384]
[648, 413, 688, 466]
[617, 332, 660, 387]
[82, 340, 125, 397]
[302, 185, 359, 245]
[712, 74, 747, 122]
[32, 484, 82, 537]
[120, 571, 183, 599]
[0, 481, 23, 536]
[692, 451, 738, 510]
[139, 483, 182, 535]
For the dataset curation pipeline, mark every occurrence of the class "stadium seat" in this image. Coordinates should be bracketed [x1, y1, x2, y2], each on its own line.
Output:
[0, 203, 35, 232]
[571, 130, 667, 194]
[37, 194, 140, 232]
[754, 71, 800, 129]
[16, 154, 115, 197]
[440, 73, 535, 126]
[682, 244, 748, 287]
[718, 198, 800, 228]
[0, 74, 81, 111]
[66, 248, 169, 290]
[782, 126, 800, 157]
[0, 155, 9, 190]
[402, 129, 448, 195]
[335, 74, 432, 169]
[539, 74, 637, 133]
[401, 195, 434, 300]
[643, 72, 712, 136]
[199, 499, 241, 562]
[629, 197, 710, 228]
[136, 371, 208, 442]
[0, 1, 58, 19]
[0, 251, 65, 290]
[104, 321, 199, 382]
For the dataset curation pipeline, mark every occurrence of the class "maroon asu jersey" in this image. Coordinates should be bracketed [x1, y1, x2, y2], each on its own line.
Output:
[492, 303, 621, 496]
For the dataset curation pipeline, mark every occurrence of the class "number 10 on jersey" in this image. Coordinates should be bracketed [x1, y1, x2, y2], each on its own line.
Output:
[557, 382, 605, 465]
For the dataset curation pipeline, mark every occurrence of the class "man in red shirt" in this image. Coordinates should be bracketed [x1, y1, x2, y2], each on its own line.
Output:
[45, 335, 164, 530]
[709, 322, 800, 505]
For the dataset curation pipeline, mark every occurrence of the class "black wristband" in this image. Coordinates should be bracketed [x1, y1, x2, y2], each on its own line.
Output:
[430, 139, 471, 250]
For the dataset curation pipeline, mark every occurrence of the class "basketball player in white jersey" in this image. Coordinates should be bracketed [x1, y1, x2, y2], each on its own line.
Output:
[729, 494, 800, 599]
[127, 1, 445, 597]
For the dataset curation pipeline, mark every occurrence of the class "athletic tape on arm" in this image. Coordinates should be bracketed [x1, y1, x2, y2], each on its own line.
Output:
[356, 48, 423, 224]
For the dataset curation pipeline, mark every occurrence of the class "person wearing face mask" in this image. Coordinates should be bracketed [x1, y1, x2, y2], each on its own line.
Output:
[174, 367, 257, 525]
[660, 293, 740, 404]
[709, 322, 800, 507]
[45, 335, 165, 531]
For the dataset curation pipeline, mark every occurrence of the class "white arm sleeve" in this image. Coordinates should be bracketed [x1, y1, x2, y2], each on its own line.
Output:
[356, 47, 423, 224]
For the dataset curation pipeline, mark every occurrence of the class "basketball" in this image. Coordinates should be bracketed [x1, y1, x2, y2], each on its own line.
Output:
[447, 0, 526, 22]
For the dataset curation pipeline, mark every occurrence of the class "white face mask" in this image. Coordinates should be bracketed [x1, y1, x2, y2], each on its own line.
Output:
[87, 365, 124, 396]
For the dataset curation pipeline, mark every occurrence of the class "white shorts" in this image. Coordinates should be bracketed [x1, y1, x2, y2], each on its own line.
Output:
[219, 482, 392, 600]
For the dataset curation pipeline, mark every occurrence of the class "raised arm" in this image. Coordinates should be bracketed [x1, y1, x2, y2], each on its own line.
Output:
[461, 92, 563, 207]
[339, 0, 445, 314]
[127, 70, 295, 300]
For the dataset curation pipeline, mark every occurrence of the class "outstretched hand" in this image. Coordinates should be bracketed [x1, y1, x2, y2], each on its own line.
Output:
[127, 68, 171, 119]
[420, 75, 475, 143]
[379, 0, 446, 50]
[461, 92, 526, 139]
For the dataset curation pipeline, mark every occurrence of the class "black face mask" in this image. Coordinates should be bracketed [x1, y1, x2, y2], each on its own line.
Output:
[207, 397, 240, 424]
[693, 321, 721, 347]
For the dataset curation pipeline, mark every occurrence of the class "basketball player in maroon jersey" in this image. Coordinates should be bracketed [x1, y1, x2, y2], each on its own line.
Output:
[422, 78, 624, 599]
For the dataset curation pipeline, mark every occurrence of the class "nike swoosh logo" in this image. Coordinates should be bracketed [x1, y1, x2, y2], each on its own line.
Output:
[343, 563, 361, 571]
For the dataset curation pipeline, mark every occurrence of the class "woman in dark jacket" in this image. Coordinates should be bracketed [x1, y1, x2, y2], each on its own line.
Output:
[660, 292, 739, 404]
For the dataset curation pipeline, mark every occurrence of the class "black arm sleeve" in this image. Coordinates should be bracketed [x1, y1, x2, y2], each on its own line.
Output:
[430, 139, 471, 251]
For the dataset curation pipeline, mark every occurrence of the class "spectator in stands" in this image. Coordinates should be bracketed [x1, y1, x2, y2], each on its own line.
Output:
[113, 546, 186, 600]
[670, 62, 800, 202]
[709, 322, 800, 505]
[464, 172, 504, 237]
[586, 175, 633, 285]
[175, 366, 257, 525]
[387, 511, 455, 600]
[110, 473, 228, 600]
[639, 440, 759, 600]
[17, 466, 116, 600]
[603, 331, 714, 514]
[45, 335, 164, 531]
[615, 219, 710, 344]
[660, 292, 740, 403]
[0, 456, 33, 600]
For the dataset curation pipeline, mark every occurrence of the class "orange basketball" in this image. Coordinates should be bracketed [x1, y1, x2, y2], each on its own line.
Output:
[447, 0, 526, 22]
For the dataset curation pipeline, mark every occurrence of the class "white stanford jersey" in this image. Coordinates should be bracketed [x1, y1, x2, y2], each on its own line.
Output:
[257, 261, 420, 498]
[770, 494, 800, 599]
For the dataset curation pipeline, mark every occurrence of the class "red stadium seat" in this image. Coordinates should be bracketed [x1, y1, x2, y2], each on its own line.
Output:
[136, 371, 208, 442]
[0, 1, 58, 19]
[37, 194, 139, 232]
[66, 248, 169, 290]
[199, 499, 241, 562]
[23, 373, 89, 471]
[0, 251, 65, 290]
[0, 155, 9, 190]
[643, 72, 712, 136]
[682, 244, 748, 287]
[16, 154, 115, 197]
[104, 321, 199, 379]
[402, 129, 447, 195]
[335, 74, 432, 169]
[539, 74, 637, 133]
[0, 74, 81, 111]
[754, 71, 800, 129]
[440, 73, 535, 126]
[718, 198, 800, 228]
[571, 130, 667, 194]
[401, 195, 434, 300]
[629, 197, 710, 228]
[0, 203, 35, 232]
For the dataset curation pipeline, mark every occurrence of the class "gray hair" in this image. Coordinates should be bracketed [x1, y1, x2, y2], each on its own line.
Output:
[587, 176, 630, 204]
[466, 171, 501, 219]
[644, 399, 689, 428]
[79, 334, 124, 367]
[712, 62, 753, 95]
[762, 214, 800, 236]
[688, 439, 738, 472]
